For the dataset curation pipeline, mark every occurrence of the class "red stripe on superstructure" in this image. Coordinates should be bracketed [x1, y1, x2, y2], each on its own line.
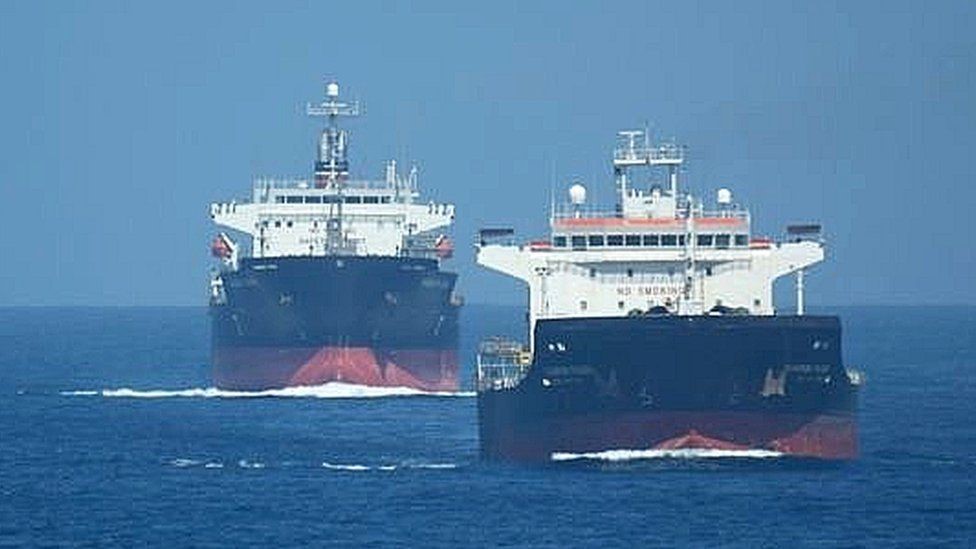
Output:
[553, 217, 746, 229]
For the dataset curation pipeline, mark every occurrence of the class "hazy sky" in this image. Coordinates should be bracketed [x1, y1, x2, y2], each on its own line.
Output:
[1, 1, 973, 306]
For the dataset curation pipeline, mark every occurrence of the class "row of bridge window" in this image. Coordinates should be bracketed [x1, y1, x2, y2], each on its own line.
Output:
[552, 233, 749, 249]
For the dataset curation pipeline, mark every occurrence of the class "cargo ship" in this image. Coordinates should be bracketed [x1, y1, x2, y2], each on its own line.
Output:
[475, 130, 861, 461]
[208, 81, 460, 391]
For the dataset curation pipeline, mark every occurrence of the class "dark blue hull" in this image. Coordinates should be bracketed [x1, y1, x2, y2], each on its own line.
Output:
[478, 315, 859, 460]
[210, 256, 460, 390]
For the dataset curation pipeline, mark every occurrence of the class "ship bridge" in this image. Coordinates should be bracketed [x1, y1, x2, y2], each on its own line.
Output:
[476, 130, 823, 352]
[209, 82, 455, 263]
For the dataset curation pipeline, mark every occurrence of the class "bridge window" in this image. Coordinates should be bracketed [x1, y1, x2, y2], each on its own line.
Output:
[363, 196, 380, 204]
[381, 196, 391, 204]
[678, 235, 686, 246]
[553, 235, 567, 248]
[588, 234, 605, 247]
[661, 234, 677, 247]
[697, 234, 714, 247]
[607, 235, 624, 247]
[286, 195, 303, 204]
[715, 234, 731, 248]
[571, 235, 587, 249]
[345, 196, 362, 204]
[322, 195, 341, 204]
[643, 234, 660, 247]
[305, 196, 322, 204]
[625, 234, 641, 246]
[275, 196, 286, 204]
[735, 234, 749, 247]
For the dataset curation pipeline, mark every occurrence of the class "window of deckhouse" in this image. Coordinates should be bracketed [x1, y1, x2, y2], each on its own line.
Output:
[286, 196, 302, 204]
[588, 235, 605, 247]
[607, 235, 624, 247]
[697, 234, 714, 247]
[715, 234, 731, 248]
[553, 236, 567, 248]
[735, 234, 749, 247]
[643, 234, 660, 247]
[625, 234, 641, 246]
[661, 234, 677, 247]
[571, 235, 587, 249]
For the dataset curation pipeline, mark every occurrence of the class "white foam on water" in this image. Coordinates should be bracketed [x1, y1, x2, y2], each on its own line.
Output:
[551, 447, 784, 462]
[169, 458, 202, 468]
[60, 382, 475, 400]
[237, 459, 266, 469]
[322, 462, 372, 471]
[204, 462, 224, 469]
[410, 462, 458, 470]
[321, 461, 459, 472]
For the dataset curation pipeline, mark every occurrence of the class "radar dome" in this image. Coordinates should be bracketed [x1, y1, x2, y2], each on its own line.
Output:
[326, 82, 340, 98]
[717, 188, 732, 205]
[569, 183, 587, 205]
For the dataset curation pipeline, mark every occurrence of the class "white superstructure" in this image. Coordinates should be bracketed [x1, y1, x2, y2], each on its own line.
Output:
[477, 130, 823, 350]
[209, 82, 455, 262]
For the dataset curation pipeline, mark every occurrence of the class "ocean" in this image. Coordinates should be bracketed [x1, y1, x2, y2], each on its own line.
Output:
[1, 305, 974, 547]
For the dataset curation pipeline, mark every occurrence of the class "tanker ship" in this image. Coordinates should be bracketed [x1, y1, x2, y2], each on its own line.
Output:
[476, 130, 861, 461]
[208, 81, 460, 391]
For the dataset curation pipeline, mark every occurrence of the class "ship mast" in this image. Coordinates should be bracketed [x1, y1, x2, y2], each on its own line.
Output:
[306, 81, 360, 253]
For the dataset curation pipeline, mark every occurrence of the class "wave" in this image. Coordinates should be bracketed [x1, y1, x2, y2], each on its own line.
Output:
[551, 447, 784, 462]
[165, 458, 458, 471]
[321, 461, 458, 472]
[60, 382, 475, 400]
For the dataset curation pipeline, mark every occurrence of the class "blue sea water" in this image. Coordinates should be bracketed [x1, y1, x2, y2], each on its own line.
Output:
[1, 305, 974, 547]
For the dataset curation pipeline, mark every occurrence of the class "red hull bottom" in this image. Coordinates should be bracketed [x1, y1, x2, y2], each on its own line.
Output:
[213, 346, 459, 392]
[481, 410, 858, 461]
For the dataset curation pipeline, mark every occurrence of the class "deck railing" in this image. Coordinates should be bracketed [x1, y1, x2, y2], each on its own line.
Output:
[476, 338, 532, 392]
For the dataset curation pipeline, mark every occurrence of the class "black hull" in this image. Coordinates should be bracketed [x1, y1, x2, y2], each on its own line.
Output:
[478, 315, 859, 460]
[210, 255, 459, 390]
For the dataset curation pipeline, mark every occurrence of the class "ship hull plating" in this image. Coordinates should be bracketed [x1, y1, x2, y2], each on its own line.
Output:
[211, 256, 459, 391]
[478, 315, 859, 461]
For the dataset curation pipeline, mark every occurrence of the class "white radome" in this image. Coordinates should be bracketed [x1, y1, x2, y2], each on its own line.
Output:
[569, 183, 587, 205]
[717, 188, 732, 205]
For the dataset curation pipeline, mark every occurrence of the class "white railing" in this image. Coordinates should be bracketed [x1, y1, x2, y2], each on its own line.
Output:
[253, 177, 401, 191]
[551, 204, 750, 223]
[613, 143, 684, 165]
[476, 338, 531, 392]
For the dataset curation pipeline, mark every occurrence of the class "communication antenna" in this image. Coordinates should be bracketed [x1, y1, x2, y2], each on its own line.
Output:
[306, 80, 361, 187]
[305, 80, 361, 253]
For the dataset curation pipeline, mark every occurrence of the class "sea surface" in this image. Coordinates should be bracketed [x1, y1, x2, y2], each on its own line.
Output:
[1, 305, 974, 547]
